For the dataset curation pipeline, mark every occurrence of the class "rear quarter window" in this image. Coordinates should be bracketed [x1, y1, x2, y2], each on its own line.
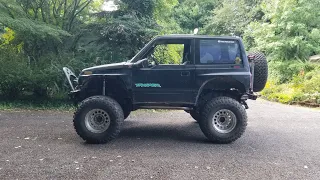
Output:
[199, 39, 242, 64]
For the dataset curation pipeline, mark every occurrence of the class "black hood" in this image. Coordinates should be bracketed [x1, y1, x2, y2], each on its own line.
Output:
[80, 62, 130, 75]
[83, 62, 127, 71]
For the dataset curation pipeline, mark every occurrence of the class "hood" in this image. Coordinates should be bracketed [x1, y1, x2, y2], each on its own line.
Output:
[81, 62, 129, 75]
[83, 62, 127, 71]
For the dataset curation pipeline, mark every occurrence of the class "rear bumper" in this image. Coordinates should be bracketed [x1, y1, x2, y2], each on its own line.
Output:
[241, 93, 258, 100]
[248, 93, 258, 100]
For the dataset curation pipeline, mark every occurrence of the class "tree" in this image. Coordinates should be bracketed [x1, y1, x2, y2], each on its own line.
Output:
[77, 0, 160, 62]
[154, 0, 180, 34]
[204, 0, 263, 36]
[245, 0, 320, 60]
[0, 0, 71, 58]
[16, 0, 95, 32]
[173, 0, 218, 33]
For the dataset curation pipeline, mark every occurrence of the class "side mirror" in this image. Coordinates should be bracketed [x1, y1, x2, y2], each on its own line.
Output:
[133, 58, 149, 68]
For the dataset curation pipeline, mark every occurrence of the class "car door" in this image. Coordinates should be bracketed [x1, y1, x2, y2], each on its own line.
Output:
[132, 40, 196, 105]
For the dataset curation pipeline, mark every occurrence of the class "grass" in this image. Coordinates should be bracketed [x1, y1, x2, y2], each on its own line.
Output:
[0, 99, 75, 111]
[0, 99, 172, 112]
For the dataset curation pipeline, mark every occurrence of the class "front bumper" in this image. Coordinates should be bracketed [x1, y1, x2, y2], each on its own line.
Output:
[63, 67, 81, 103]
[68, 90, 81, 104]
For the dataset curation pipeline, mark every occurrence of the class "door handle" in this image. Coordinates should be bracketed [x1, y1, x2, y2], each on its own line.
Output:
[181, 71, 190, 76]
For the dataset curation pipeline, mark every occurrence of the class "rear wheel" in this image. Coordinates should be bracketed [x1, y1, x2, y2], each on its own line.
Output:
[199, 96, 247, 143]
[73, 96, 124, 144]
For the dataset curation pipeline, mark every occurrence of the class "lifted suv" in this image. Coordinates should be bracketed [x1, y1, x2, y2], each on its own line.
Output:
[63, 35, 268, 144]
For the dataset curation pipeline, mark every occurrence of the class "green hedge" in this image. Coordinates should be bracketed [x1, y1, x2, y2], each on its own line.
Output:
[0, 47, 89, 100]
[261, 61, 320, 106]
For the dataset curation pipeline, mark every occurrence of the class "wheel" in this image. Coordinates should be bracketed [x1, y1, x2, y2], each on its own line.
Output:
[190, 110, 200, 122]
[199, 96, 247, 143]
[249, 52, 268, 92]
[73, 96, 124, 144]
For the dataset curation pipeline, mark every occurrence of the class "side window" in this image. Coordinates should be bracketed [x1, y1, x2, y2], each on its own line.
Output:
[142, 40, 192, 65]
[152, 44, 184, 64]
[199, 40, 242, 64]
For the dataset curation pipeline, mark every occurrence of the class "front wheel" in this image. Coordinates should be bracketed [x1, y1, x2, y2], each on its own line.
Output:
[199, 96, 247, 143]
[73, 96, 124, 144]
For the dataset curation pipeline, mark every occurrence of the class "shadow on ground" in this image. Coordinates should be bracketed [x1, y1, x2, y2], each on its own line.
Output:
[118, 119, 211, 144]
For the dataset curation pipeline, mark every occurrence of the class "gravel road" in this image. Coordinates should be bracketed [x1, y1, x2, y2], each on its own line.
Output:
[0, 100, 320, 180]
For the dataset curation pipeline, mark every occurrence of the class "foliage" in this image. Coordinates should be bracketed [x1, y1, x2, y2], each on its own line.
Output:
[0, 46, 30, 98]
[0, 0, 72, 59]
[0, 47, 80, 99]
[0, 99, 75, 111]
[173, 0, 218, 34]
[154, 0, 181, 34]
[153, 44, 183, 64]
[244, 0, 320, 60]
[205, 0, 263, 36]
[79, 0, 160, 62]
[0, 0, 319, 108]
[15, 0, 95, 32]
[268, 60, 316, 83]
[262, 62, 320, 105]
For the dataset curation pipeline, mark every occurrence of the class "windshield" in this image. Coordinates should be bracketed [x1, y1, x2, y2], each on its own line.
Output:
[129, 38, 156, 63]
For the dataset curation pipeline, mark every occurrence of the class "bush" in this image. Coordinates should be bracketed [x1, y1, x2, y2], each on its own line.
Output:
[261, 80, 299, 104]
[0, 47, 31, 98]
[0, 47, 92, 100]
[262, 61, 320, 105]
[268, 60, 317, 84]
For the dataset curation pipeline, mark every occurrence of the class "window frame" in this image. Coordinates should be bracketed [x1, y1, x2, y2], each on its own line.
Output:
[140, 39, 195, 65]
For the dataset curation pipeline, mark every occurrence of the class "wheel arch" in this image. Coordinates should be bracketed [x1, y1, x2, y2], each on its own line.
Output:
[195, 76, 246, 105]
[79, 75, 132, 107]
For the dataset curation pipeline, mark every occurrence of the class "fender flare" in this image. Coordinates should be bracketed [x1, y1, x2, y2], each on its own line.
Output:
[195, 76, 246, 105]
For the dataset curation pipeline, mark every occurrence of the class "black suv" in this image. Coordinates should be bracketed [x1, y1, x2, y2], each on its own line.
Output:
[63, 35, 268, 144]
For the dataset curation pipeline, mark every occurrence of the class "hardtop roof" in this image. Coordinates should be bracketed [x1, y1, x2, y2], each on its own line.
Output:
[154, 34, 241, 40]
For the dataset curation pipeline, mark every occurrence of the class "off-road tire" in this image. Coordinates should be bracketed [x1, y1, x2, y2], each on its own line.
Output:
[199, 96, 247, 143]
[73, 96, 124, 144]
[249, 52, 268, 92]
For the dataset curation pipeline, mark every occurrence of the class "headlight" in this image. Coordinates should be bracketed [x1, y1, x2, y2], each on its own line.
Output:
[83, 71, 93, 75]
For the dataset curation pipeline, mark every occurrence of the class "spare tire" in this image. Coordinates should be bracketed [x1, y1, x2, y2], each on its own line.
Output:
[249, 52, 268, 92]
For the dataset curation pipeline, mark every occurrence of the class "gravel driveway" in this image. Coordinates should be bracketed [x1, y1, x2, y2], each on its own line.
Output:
[0, 100, 320, 180]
